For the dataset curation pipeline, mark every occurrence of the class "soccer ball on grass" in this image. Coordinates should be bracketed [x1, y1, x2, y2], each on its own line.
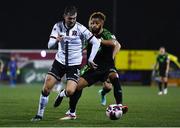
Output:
[106, 104, 123, 120]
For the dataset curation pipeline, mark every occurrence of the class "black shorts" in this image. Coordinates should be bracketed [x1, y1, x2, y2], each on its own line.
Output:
[159, 70, 167, 77]
[48, 59, 80, 83]
[81, 66, 118, 86]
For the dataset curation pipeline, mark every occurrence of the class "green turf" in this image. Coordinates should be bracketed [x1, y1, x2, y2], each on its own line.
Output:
[0, 84, 180, 127]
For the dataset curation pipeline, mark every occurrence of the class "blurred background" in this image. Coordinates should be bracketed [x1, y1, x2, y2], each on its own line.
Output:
[0, 1, 180, 126]
[0, 0, 179, 86]
[0, 0, 179, 53]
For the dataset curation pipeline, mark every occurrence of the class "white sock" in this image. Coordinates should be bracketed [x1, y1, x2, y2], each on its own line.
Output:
[53, 82, 65, 92]
[59, 89, 67, 97]
[37, 94, 49, 117]
[57, 82, 65, 91]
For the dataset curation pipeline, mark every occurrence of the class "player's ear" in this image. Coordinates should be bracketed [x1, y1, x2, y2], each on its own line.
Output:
[100, 20, 104, 26]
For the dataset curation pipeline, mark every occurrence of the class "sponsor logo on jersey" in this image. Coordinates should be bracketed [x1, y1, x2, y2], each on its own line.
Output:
[72, 30, 77, 36]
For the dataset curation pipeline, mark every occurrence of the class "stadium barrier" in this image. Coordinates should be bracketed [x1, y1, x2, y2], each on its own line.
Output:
[1, 49, 179, 86]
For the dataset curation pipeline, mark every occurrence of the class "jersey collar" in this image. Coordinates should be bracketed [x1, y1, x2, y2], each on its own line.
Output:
[63, 20, 76, 31]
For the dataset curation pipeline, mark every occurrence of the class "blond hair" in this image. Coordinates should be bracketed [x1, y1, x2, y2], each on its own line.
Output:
[88, 12, 106, 28]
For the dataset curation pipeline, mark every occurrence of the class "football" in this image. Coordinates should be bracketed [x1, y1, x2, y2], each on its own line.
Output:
[106, 104, 123, 120]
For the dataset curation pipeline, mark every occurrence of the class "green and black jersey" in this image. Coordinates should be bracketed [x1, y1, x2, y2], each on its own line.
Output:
[157, 54, 169, 71]
[87, 28, 115, 69]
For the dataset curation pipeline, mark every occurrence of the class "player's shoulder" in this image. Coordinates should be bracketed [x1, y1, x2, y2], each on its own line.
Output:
[102, 28, 115, 39]
[165, 53, 169, 58]
[103, 28, 113, 36]
[160, 53, 168, 58]
[76, 22, 88, 31]
[52, 21, 64, 32]
[55, 21, 63, 27]
[76, 22, 84, 27]
[103, 28, 112, 34]
[157, 54, 161, 57]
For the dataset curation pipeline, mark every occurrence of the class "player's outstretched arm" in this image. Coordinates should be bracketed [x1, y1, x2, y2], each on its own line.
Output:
[88, 36, 101, 68]
[166, 57, 170, 76]
[100, 39, 121, 59]
[112, 40, 121, 59]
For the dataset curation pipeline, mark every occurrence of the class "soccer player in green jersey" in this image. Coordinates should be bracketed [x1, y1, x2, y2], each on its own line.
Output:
[153, 47, 170, 95]
[54, 12, 128, 120]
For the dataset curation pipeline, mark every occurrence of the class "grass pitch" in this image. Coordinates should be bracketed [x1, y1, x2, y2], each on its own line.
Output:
[0, 83, 180, 127]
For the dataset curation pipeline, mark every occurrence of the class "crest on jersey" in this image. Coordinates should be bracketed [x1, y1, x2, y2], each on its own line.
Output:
[72, 30, 77, 36]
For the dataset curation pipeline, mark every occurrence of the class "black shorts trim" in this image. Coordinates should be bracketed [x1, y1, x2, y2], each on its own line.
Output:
[47, 72, 61, 81]
[109, 68, 117, 73]
[67, 77, 78, 84]
[48, 59, 81, 82]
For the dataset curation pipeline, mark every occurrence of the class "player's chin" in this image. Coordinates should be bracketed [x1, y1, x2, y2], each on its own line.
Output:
[68, 23, 75, 27]
[92, 29, 99, 34]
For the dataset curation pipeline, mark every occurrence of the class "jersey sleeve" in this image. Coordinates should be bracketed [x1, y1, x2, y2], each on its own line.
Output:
[80, 25, 93, 41]
[50, 23, 60, 38]
[102, 29, 115, 40]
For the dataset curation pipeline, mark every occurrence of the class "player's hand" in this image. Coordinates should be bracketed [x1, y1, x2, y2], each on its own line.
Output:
[152, 70, 155, 77]
[88, 60, 98, 69]
[56, 34, 64, 42]
[97, 38, 102, 43]
[151, 70, 156, 81]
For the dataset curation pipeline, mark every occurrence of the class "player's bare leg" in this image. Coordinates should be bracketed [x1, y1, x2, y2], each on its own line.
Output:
[59, 77, 88, 120]
[31, 74, 57, 121]
[98, 81, 112, 106]
[52, 76, 66, 92]
[54, 80, 77, 107]
[158, 77, 163, 95]
[162, 77, 168, 94]
[108, 72, 128, 114]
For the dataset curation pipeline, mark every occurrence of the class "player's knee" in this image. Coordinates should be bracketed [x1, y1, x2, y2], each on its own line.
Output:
[163, 77, 168, 82]
[109, 72, 119, 80]
[66, 88, 75, 96]
[107, 84, 112, 90]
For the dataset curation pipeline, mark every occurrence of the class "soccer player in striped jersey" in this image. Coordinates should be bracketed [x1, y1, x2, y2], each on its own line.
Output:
[31, 5, 100, 121]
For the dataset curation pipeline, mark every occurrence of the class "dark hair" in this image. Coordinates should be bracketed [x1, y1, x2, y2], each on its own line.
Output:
[89, 12, 106, 21]
[64, 5, 77, 16]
